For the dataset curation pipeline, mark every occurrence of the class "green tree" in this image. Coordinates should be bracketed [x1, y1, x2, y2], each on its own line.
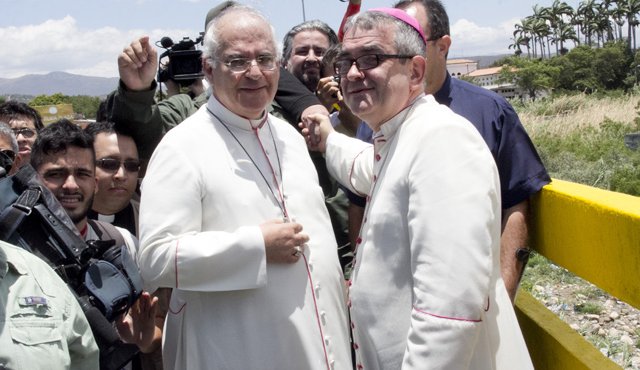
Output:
[550, 45, 600, 92]
[593, 41, 633, 89]
[500, 57, 560, 101]
[29, 93, 70, 106]
[0, 96, 6, 104]
[68, 96, 101, 119]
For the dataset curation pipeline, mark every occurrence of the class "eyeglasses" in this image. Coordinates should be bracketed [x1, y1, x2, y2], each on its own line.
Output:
[12, 128, 36, 138]
[0, 149, 16, 161]
[221, 55, 277, 73]
[96, 158, 140, 173]
[333, 54, 416, 76]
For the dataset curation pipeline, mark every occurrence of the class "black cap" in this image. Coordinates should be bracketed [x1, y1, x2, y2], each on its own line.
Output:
[205, 1, 240, 31]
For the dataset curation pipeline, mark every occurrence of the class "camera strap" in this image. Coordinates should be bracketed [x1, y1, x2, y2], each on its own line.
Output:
[0, 187, 41, 240]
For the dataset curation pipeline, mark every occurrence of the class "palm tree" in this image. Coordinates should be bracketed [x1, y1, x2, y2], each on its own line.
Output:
[531, 5, 553, 57]
[513, 23, 532, 57]
[608, 0, 628, 41]
[543, 0, 576, 55]
[577, 0, 599, 45]
[619, 0, 640, 50]
[554, 22, 580, 54]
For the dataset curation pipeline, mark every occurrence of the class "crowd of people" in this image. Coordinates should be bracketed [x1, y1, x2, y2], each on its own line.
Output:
[0, 1, 550, 369]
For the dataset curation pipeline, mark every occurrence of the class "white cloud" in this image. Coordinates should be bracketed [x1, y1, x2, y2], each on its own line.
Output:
[449, 18, 518, 57]
[0, 16, 199, 78]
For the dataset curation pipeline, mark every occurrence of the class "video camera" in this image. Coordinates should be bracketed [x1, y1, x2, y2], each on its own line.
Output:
[157, 34, 205, 87]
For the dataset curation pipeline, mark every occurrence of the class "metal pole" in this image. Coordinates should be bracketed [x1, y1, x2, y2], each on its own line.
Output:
[301, 0, 307, 21]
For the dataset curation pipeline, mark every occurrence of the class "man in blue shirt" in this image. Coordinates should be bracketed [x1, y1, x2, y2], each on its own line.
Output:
[392, 0, 551, 301]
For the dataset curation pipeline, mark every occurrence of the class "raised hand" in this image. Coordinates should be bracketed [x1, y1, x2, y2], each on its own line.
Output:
[114, 291, 160, 353]
[117, 36, 158, 91]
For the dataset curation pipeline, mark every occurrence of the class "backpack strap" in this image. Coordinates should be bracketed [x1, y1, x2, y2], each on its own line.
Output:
[87, 219, 126, 248]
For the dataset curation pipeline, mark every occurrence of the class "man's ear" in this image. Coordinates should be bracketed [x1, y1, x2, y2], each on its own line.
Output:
[202, 58, 215, 84]
[435, 35, 452, 57]
[410, 55, 427, 89]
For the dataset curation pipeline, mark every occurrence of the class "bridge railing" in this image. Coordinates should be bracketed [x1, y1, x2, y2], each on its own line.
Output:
[515, 179, 640, 369]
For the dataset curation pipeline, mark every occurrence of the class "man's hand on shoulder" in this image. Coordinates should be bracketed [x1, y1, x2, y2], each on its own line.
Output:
[118, 36, 158, 91]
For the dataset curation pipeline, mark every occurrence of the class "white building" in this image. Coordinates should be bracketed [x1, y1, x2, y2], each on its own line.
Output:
[447, 59, 478, 77]
[466, 67, 520, 100]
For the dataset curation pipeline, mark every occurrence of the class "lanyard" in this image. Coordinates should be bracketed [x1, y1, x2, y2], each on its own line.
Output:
[207, 107, 289, 220]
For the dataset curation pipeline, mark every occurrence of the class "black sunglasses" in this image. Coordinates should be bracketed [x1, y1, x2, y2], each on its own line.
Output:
[333, 54, 415, 76]
[96, 158, 141, 173]
[1, 149, 16, 161]
[12, 128, 36, 138]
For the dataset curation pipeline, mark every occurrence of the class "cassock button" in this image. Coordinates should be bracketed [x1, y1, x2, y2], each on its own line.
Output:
[347, 299, 352, 308]
[321, 311, 327, 325]
[330, 360, 335, 370]
[356, 237, 362, 245]
[353, 343, 360, 350]
[357, 364, 364, 369]
[315, 284, 321, 297]
[375, 154, 381, 161]
[373, 175, 377, 181]
[324, 336, 331, 346]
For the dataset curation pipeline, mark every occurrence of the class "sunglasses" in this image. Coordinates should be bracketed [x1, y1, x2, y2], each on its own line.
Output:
[12, 128, 36, 138]
[96, 158, 141, 173]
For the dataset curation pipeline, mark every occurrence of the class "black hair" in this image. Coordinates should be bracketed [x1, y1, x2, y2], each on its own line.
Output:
[394, 0, 450, 40]
[84, 121, 116, 139]
[282, 20, 339, 62]
[30, 119, 95, 170]
[0, 101, 45, 131]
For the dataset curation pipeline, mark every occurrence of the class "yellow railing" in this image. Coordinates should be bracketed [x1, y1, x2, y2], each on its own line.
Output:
[515, 179, 640, 369]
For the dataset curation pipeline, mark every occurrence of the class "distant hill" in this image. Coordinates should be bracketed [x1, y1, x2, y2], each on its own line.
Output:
[0, 72, 119, 97]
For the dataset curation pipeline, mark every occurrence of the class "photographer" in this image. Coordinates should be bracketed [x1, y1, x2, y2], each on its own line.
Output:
[0, 240, 99, 369]
[106, 1, 328, 161]
[29, 119, 160, 368]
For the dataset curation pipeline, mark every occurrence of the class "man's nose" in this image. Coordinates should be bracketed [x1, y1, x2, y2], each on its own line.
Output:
[63, 175, 80, 190]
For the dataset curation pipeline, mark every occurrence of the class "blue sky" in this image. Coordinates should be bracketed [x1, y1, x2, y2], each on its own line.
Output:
[0, 0, 581, 78]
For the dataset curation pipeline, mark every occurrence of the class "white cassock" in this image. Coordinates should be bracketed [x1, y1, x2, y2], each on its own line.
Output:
[325, 94, 533, 370]
[138, 96, 351, 370]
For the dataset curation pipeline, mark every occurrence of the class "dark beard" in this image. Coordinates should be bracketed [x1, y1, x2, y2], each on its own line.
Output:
[302, 75, 320, 93]
[69, 193, 94, 225]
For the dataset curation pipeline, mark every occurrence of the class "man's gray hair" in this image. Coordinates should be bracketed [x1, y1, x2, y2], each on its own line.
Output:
[0, 121, 18, 153]
[281, 20, 339, 62]
[343, 11, 426, 56]
[202, 5, 281, 68]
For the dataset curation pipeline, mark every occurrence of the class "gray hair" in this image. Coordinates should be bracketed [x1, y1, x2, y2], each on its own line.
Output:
[202, 5, 280, 68]
[282, 20, 339, 62]
[343, 11, 426, 56]
[0, 121, 18, 153]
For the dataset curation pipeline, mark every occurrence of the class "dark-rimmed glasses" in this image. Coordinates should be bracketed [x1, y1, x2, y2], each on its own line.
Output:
[12, 128, 36, 138]
[96, 158, 141, 173]
[221, 55, 277, 73]
[0, 149, 16, 161]
[333, 54, 415, 76]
